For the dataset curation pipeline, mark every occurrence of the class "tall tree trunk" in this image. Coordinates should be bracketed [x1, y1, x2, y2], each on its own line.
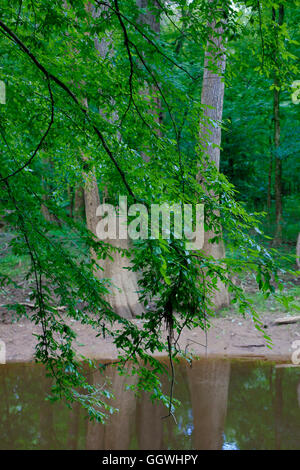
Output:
[296, 233, 300, 269]
[198, 2, 230, 309]
[267, 136, 273, 215]
[137, 0, 162, 133]
[68, 186, 74, 219]
[273, 77, 282, 243]
[41, 157, 61, 225]
[87, 0, 162, 319]
[74, 186, 85, 219]
[69, 186, 85, 220]
[137, 0, 160, 33]
[84, 171, 101, 236]
[96, 0, 162, 318]
[273, 4, 284, 245]
[83, 3, 144, 318]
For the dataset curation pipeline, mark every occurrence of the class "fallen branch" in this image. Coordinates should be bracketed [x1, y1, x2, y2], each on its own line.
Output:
[271, 315, 300, 326]
[0, 302, 66, 311]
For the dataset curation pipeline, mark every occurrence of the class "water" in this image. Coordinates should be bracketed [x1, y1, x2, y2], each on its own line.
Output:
[0, 359, 299, 450]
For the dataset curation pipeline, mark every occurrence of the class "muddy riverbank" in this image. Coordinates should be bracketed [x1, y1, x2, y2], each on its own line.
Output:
[1, 312, 299, 363]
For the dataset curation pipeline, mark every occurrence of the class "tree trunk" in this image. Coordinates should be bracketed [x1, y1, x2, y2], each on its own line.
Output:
[41, 157, 61, 225]
[267, 137, 273, 215]
[87, 0, 162, 319]
[83, 3, 144, 318]
[137, 0, 160, 33]
[296, 233, 300, 269]
[84, 172, 101, 236]
[137, 0, 162, 134]
[96, 1, 161, 318]
[198, 4, 230, 309]
[74, 187, 85, 220]
[273, 4, 284, 245]
[273, 78, 282, 243]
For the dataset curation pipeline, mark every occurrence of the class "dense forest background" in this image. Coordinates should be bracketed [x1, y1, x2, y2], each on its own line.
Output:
[221, 4, 300, 243]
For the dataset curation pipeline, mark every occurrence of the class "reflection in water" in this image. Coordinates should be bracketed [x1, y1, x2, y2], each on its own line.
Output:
[274, 369, 283, 451]
[187, 360, 230, 450]
[136, 388, 165, 450]
[0, 360, 299, 450]
[86, 368, 137, 450]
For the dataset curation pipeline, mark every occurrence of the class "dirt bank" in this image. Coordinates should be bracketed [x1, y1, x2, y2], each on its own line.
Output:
[1, 269, 300, 363]
[1, 312, 299, 363]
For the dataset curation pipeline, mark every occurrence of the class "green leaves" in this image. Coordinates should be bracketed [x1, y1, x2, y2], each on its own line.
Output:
[0, 0, 298, 423]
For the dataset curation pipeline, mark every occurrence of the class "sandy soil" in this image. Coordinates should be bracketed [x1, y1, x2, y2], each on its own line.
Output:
[1, 272, 300, 363]
[1, 312, 299, 363]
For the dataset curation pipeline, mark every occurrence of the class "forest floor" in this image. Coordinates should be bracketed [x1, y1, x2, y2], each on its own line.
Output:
[1, 234, 300, 363]
[0, 271, 300, 364]
[1, 308, 300, 363]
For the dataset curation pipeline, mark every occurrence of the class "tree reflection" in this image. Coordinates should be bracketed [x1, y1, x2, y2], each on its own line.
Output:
[225, 362, 300, 450]
[186, 359, 231, 450]
[0, 360, 300, 450]
[86, 366, 137, 450]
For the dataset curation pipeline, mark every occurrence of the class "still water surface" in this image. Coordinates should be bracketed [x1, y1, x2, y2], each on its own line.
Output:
[0, 359, 299, 450]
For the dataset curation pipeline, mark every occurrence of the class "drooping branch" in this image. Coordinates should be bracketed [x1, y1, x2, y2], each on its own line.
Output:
[113, 0, 135, 124]
[0, 19, 136, 200]
[94, 0, 198, 80]
[0, 77, 54, 183]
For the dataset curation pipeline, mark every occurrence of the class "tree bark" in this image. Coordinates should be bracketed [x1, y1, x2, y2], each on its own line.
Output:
[83, 3, 144, 318]
[267, 136, 273, 215]
[273, 78, 282, 243]
[41, 157, 61, 225]
[273, 4, 284, 245]
[96, 1, 161, 318]
[296, 233, 300, 269]
[198, 3, 230, 309]
[137, 0, 162, 134]
[84, 172, 101, 236]
[137, 0, 160, 33]
[74, 187, 85, 220]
